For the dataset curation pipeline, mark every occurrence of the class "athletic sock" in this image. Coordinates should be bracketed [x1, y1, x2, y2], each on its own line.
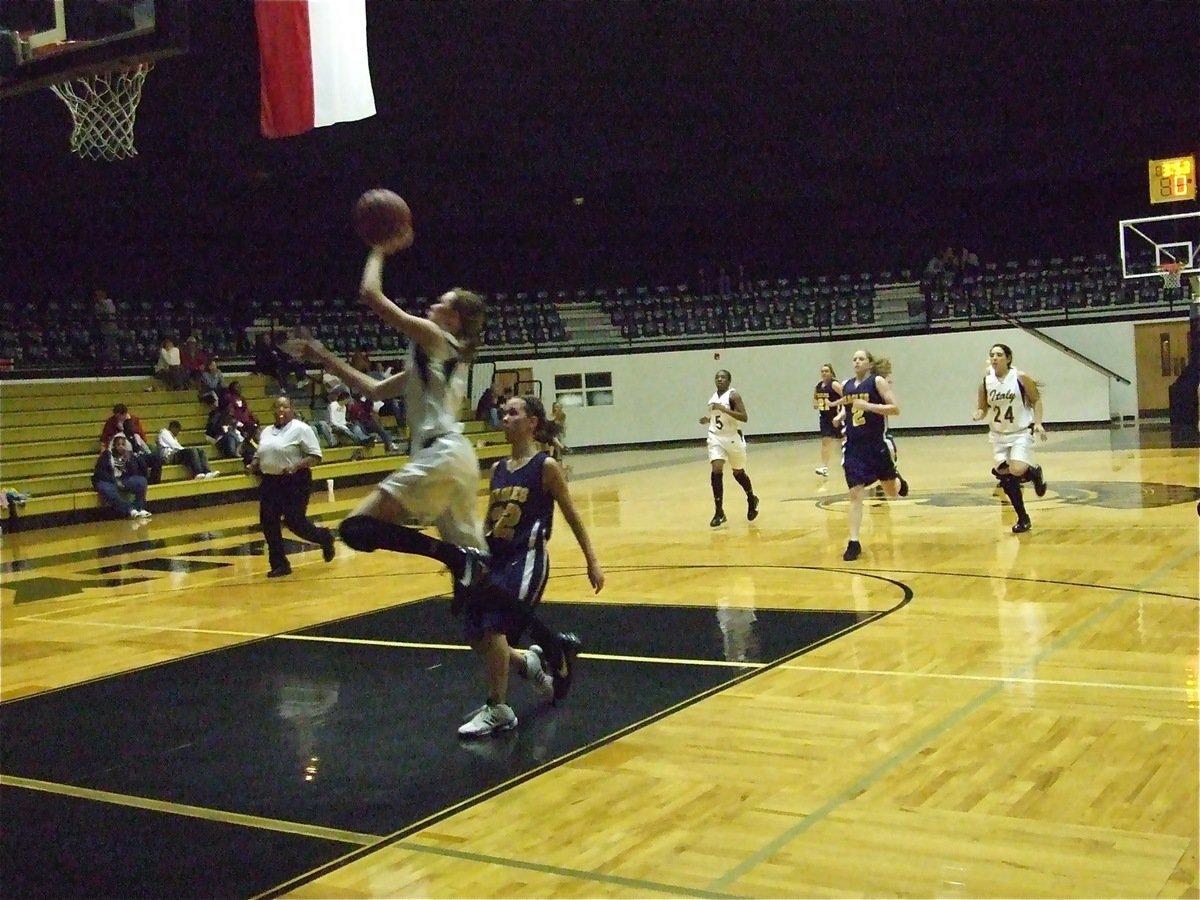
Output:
[340, 514, 458, 566]
[711, 472, 724, 511]
[732, 470, 754, 496]
[999, 475, 1028, 520]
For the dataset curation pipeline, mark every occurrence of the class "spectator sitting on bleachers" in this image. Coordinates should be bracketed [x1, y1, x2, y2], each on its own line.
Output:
[153, 337, 189, 391]
[253, 332, 309, 390]
[348, 392, 397, 451]
[240, 423, 261, 467]
[370, 359, 405, 425]
[225, 381, 260, 442]
[319, 387, 375, 448]
[122, 417, 164, 485]
[99, 403, 146, 450]
[957, 246, 981, 280]
[198, 358, 228, 407]
[475, 385, 500, 427]
[204, 397, 242, 459]
[321, 369, 343, 400]
[92, 434, 152, 519]
[179, 336, 209, 386]
[156, 420, 219, 479]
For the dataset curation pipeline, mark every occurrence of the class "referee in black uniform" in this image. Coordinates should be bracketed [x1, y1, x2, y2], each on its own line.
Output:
[247, 396, 336, 578]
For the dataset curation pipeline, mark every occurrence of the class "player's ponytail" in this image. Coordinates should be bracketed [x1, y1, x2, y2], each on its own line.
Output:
[448, 288, 486, 363]
[521, 395, 562, 445]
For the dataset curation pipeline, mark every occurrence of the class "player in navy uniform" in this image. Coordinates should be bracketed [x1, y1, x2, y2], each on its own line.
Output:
[871, 357, 905, 497]
[458, 395, 605, 738]
[813, 363, 842, 476]
[973, 343, 1047, 533]
[832, 349, 909, 561]
[700, 369, 759, 527]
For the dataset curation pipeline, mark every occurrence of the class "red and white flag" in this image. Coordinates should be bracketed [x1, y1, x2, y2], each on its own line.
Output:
[255, 0, 376, 139]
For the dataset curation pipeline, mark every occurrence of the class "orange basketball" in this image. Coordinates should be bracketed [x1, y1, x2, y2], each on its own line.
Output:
[353, 189, 412, 246]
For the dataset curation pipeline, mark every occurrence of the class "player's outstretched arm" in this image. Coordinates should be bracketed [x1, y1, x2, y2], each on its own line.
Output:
[358, 249, 451, 356]
[283, 337, 407, 401]
[543, 458, 604, 593]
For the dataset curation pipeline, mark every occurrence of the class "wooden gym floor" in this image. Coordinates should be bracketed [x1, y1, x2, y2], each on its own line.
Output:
[1, 426, 1197, 899]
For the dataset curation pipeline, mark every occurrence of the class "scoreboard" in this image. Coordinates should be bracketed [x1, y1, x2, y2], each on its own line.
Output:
[1149, 155, 1196, 204]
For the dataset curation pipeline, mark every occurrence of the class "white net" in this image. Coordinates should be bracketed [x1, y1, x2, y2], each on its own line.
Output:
[49, 63, 154, 161]
[1160, 264, 1183, 290]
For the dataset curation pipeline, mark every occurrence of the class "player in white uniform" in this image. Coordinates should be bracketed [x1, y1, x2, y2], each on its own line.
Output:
[288, 237, 489, 594]
[699, 369, 759, 527]
[973, 343, 1047, 533]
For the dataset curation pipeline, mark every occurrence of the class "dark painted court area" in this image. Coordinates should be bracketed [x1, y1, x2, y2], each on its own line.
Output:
[1, 596, 883, 899]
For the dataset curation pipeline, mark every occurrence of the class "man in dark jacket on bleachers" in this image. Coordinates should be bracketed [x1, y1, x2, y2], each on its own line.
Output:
[92, 435, 152, 520]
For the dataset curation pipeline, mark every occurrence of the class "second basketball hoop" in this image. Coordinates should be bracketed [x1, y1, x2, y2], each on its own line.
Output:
[1158, 261, 1183, 291]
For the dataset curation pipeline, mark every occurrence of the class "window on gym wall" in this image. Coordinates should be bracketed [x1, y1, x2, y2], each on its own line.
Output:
[584, 371, 613, 406]
[555, 371, 612, 407]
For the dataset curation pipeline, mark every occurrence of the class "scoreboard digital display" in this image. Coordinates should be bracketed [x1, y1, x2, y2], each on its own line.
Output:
[1149, 155, 1197, 204]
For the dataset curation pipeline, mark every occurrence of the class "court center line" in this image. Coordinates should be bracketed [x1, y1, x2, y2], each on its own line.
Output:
[707, 542, 1200, 892]
[0, 774, 381, 846]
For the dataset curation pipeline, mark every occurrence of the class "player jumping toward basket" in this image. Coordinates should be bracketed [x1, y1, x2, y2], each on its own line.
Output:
[287, 229, 490, 596]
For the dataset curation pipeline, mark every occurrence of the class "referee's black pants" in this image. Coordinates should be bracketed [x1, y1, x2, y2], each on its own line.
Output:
[259, 471, 330, 572]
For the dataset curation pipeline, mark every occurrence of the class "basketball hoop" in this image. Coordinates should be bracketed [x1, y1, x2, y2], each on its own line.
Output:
[1159, 261, 1184, 290]
[49, 62, 153, 161]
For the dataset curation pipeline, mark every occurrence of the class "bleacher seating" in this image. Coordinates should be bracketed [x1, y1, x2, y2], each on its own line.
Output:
[1, 248, 1190, 379]
[0, 374, 507, 531]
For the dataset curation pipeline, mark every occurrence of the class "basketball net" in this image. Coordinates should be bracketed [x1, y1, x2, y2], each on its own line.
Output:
[49, 62, 154, 161]
[1159, 261, 1184, 290]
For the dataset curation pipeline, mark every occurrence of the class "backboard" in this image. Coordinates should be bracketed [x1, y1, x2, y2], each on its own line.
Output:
[0, 0, 187, 99]
[1118, 210, 1200, 279]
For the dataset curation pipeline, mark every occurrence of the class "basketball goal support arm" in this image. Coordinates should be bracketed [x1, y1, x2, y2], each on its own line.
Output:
[1000, 315, 1131, 385]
